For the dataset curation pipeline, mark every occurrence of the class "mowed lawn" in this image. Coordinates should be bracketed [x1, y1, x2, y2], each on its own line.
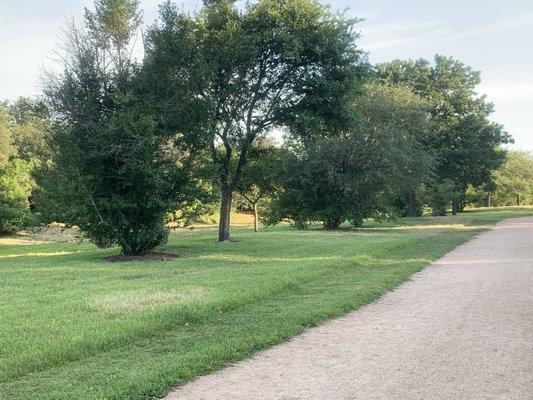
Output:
[1, 208, 532, 399]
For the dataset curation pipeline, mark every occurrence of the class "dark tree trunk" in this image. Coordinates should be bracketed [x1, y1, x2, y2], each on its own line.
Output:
[516, 193, 520, 206]
[451, 198, 458, 216]
[252, 202, 259, 232]
[324, 217, 342, 230]
[219, 184, 232, 242]
[408, 191, 417, 217]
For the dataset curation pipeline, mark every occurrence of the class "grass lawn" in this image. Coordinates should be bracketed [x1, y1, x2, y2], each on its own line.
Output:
[0, 207, 531, 399]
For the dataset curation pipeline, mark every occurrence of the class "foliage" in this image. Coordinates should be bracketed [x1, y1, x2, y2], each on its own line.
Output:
[143, 0, 367, 241]
[0, 159, 36, 234]
[37, 0, 186, 255]
[236, 138, 284, 231]
[0, 106, 15, 165]
[376, 55, 512, 212]
[356, 83, 434, 217]
[7, 98, 50, 163]
[0, 101, 47, 234]
[424, 179, 457, 216]
[491, 151, 533, 206]
[267, 83, 433, 229]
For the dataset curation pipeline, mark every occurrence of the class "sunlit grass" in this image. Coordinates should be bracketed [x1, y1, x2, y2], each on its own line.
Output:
[0, 207, 531, 400]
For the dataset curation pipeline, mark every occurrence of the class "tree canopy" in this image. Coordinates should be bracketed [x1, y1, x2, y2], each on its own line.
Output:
[376, 55, 512, 213]
[143, 0, 367, 241]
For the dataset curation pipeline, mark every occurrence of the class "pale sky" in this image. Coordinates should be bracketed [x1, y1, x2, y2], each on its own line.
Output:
[1, 0, 532, 151]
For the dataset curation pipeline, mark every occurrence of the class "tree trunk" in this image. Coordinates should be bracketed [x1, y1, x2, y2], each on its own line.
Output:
[451, 198, 458, 216]
[218, 184, 232, 242]
[487, 194, 491, 208]
[252, 202, 259, 232]
[516, 193, 520, 206]
[408, 191, 417, 217]
[324, 217, 342, 230]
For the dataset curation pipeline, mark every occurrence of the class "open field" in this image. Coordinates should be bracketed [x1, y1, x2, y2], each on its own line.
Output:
[0, 207, 532, 400]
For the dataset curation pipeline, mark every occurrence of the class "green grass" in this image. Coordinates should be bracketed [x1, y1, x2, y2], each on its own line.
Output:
[0, 207, 531, 399]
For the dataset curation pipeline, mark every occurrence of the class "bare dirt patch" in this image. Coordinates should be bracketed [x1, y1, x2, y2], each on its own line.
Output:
[106, 252, 181, 262]
[89, 287, 209, 312]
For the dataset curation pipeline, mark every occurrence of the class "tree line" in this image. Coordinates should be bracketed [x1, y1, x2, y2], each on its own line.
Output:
[0, 0, 529, 254]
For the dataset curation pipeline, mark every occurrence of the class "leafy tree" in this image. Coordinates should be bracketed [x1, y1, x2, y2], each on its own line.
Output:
[236, 139, 283, 232]
[424, 179, 457, 216]
[8, 98, 50, 163]
[0, 159, 35, 234]
[491, 150, 533, 206]
[376, 55, 512, 214]
[37, 0, 186, 255]
[356, 83, 434, 218]
[0, 106, 14, 165]
[268, 83, 432, 229]
[0, 103, 41, 234]
[144, 0, 366, 241]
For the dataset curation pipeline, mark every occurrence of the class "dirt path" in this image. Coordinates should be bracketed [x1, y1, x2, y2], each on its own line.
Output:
[165, 217, 533, 400]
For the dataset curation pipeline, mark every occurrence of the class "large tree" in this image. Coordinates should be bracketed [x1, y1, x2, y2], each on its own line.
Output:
[267, 83, 432, 229]
[144, 0, 366, 241]
[376, 55, 512, 214]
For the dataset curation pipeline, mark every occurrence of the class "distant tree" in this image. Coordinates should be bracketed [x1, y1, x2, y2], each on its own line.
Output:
[37, 0, 187, 255]
[268, 83, 432, 229]
[236, 139, 284, 232]
[0, 159, 35, 234]
[424, 179, 457, 216]
[0, 106, 14, 165]
[143, 0, 366, 241]
[491, 150, 533, 206]
[356, 83, 434, 218]
[0, 103, 41, 234]
[8, 98, 50, 163]
[376, 55, 512, 214]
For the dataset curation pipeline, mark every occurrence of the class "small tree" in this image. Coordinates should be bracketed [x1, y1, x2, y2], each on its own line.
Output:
[424, 179, 457, 216]
[236, 140, 283, 232]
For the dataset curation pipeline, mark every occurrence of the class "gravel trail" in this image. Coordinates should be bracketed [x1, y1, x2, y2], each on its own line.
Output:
[165, 217, 533, 400]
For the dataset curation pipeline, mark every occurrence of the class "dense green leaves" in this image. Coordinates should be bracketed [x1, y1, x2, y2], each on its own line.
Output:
[376, 55, 512, 213]
[144, 0, 366, 240]
[491, 151, 533, 206]
[0, 101, 47, 234]
[266, 83, 433, 228]
[38, 0, 187, 255]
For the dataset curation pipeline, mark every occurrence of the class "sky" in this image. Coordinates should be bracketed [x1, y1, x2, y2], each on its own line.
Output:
[1, 0, 532, 151]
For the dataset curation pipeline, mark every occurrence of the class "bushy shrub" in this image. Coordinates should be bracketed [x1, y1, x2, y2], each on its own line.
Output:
[0, 159, 36, 234]
[425, 180, 457, 216]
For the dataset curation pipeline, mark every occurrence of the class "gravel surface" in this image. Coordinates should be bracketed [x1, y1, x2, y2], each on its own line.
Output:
[165, 217, 533, 400]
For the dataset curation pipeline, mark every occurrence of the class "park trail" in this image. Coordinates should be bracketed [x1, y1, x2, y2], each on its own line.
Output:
[165, 217, 533, 400]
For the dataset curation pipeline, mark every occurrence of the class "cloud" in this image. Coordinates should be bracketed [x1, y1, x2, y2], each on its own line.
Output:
[362, 12, 533, 52]
[479, 81, 533, 104]
[362, 20, 445, 35]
